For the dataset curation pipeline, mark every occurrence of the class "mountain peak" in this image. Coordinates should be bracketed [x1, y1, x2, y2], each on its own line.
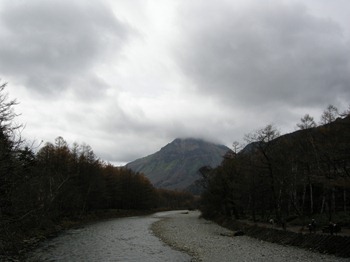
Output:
[126, 138, 230, 190]
[161, 138, 205, 152]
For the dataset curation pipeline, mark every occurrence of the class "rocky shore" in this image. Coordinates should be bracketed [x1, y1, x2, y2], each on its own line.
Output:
[151, 211, 349, 262]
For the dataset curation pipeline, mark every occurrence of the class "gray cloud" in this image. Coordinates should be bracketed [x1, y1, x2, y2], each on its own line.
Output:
[175, 1, 350, 109]
[0, 0, 131, 97]
[1, 0, 350, 165]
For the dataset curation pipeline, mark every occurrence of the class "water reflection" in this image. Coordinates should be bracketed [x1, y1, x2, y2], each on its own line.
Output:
[27, 211, 191, 261]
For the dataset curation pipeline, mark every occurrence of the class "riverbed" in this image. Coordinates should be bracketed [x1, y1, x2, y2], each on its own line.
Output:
[152, 211, 349, 262]
[26, 211, 191, 261]
[26, 210, 349, 262]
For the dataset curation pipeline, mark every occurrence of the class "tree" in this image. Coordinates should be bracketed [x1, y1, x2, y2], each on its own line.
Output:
[232, 141, 242, 153]
[0, 82, 21, 136]
[340, 104, 350, 117]
[297, 114, 316, 130]
[244, 124, 282, 220]
[0, 82, 24, 216]
[320, 104, 338, 125]
[245, 124, 280, 144]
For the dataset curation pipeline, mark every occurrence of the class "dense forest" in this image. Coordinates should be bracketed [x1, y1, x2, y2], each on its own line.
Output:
[199, 105, 350, 228]
[0, 83, 195, 256]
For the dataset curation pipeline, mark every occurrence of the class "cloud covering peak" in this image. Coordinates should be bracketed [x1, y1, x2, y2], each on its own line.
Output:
[0, 0, 349, 165]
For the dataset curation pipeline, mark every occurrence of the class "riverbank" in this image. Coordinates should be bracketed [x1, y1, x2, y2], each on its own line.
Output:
[0, 209, 155, 261]
[151, 210, 349, 262]
[216, 217, 350, 258]
[26, 211, 191, 262]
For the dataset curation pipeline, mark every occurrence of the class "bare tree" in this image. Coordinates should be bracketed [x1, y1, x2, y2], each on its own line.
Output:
[245, 124, 280, 144]
[232, 141, 242, 153]
[320, 104, 339, 125]
[297, 114, 316, 130]
[340, 104, 350, 117]
[245, 124, 282, 220]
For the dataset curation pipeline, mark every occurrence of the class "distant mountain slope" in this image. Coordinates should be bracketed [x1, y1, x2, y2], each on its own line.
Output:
[126, 138, 230, 190]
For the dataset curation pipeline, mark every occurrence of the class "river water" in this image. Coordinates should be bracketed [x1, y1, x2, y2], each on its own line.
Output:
[26, 211, 191, 262]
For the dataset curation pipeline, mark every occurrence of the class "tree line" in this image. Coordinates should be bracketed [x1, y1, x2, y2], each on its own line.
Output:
[0, 82, 195, 256]
[199, 104, 350, 227]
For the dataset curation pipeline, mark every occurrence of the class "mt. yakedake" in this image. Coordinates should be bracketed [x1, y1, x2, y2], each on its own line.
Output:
[126, 138, 230, 190]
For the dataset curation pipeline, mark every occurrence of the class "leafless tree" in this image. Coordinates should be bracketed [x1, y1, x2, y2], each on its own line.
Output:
[297, 114, 316, 130]
[232, 141, 242, 153]
[320, 104, 339, 125]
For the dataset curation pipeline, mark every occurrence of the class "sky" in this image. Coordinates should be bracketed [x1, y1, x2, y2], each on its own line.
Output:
[0, 0, 349, 165]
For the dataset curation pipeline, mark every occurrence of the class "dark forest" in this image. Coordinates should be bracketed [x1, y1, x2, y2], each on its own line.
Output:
[0, 83, 194, 256]
[199, 109, 350, 229]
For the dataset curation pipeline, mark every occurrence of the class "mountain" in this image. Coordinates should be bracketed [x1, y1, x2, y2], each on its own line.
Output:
[126, 138, 230, 190]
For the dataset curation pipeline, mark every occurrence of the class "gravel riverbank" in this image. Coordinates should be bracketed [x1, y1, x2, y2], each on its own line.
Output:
[151, 210, 348, 262]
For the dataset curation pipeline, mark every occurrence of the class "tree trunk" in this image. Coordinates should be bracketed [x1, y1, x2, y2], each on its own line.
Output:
[267, 163, 280, 221]
[332, 187, 336, 215]
[328, 190, 333, 222]
[301, 184, 306, 214]
[309, 182, 313, 214]
[251, 193, 256, 222]
[320, 194, 326, 214]
[344, 189, 347, 213]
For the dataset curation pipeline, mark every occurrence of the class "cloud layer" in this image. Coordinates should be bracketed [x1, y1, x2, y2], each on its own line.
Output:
[176, 1, 350, 108]
[0, 0, 349, 164]
[0, 0, 130, 97]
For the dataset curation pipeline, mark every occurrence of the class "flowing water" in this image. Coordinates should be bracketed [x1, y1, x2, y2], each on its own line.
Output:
[26, 211, 191, 262]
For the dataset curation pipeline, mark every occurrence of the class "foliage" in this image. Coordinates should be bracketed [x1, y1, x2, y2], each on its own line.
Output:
[200, 113, 350, 225]
[1, 133, 194, 255]
[0, 82, 25, 217]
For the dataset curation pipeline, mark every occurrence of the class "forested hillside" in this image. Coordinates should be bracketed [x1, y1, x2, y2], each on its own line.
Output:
[200, 111, 350, 226]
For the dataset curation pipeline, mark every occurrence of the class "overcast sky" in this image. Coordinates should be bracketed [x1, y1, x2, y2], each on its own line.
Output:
[1, 0, 350, 165]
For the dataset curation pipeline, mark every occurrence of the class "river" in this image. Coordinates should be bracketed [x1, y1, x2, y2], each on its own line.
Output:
[26, 211, 191, 262]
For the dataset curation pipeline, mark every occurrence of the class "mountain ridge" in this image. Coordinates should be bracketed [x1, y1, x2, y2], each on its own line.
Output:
[126, 138, 230, 190]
